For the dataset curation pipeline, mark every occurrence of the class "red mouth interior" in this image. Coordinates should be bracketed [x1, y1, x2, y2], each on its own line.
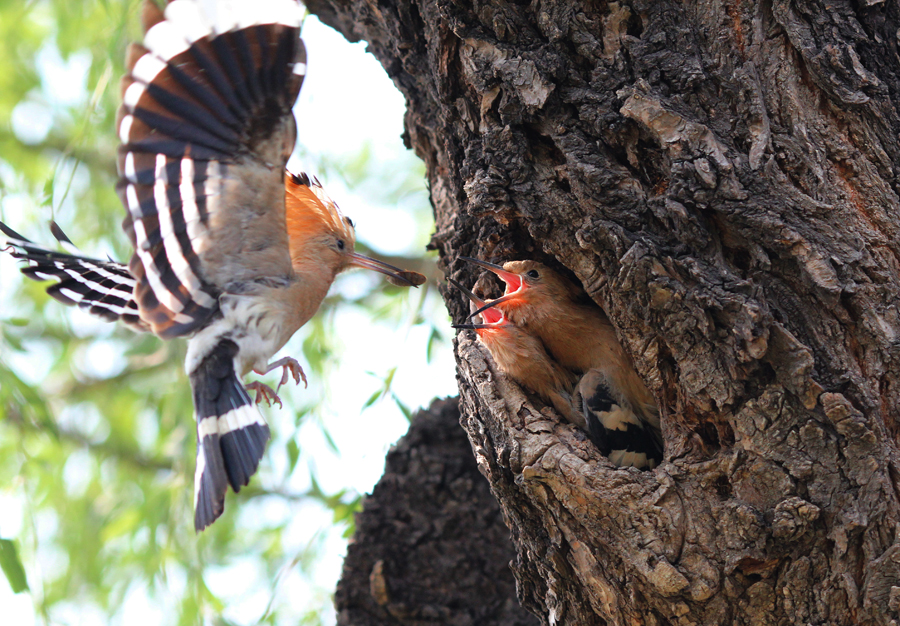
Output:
[479, 305, 503, 324]
[499, 272, 522, 294]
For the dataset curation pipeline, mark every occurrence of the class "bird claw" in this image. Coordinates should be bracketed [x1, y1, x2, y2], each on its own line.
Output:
[245, 381, 283, 409]
[275, 357, 307, 391]
[252, 357, 308, 405]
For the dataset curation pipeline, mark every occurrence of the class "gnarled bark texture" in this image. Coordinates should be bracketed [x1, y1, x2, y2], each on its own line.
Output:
[334, 398, 537, 625]
[308, 0, 900, 624]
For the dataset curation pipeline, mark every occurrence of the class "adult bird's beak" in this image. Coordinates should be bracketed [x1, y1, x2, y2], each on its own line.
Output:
[350, 253, 426, 287]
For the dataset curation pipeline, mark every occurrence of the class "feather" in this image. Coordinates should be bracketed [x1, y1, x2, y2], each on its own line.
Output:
[0, 221, 147, 331]
[116, 0, 307, 339]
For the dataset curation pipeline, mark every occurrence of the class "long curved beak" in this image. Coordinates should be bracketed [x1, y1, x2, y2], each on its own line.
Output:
[459, 257, 523, 292]
[447, 277, 503, 324]
[447, 277, 485, 307]
[459, 256, 527, 319]
[467, 291, 522, 320]
[350, 253, 425, 287]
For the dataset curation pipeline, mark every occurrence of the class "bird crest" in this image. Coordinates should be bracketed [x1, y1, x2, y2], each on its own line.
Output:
[285, 171, 356, 263]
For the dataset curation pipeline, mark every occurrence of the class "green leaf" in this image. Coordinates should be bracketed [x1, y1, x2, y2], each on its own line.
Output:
[40, 175, 54, 208]
[392, 393, 412, 422]
[2, 333, 25, 352]
[101, 509, 141, 542]
[0, 538, 29, 593]
[426, 326, 442, 363]
[361, 388, 381, 410]
[286, 438, 300, 474]
[321, 425, 339, 454]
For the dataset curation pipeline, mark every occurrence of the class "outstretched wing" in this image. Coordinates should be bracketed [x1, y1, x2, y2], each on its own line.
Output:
[0, 221, 147, 331]
[117, 0, 306, 339]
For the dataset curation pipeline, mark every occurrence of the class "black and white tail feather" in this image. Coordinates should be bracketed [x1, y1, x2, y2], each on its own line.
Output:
[0, 216, 274, 531]
[191, 339, 269, 529]
[0, 221, 146, 331]
[574, 369, 664, 470]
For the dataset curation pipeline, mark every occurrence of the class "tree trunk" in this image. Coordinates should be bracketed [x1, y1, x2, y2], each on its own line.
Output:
[335, 398, 538, 625]
[308, 0, 900, 623]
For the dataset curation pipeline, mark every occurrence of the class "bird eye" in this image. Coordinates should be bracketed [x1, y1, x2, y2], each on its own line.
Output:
[337, 239, 345, 250]
[526, 269, 540, 279]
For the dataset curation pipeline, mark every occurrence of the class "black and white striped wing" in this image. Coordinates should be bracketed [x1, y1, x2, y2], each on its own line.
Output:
[0, 221, 146, 331]
[117, 0, 306, 339]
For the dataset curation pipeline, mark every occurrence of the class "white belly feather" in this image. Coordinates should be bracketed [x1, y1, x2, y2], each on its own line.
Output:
[185, 293, 292, 377]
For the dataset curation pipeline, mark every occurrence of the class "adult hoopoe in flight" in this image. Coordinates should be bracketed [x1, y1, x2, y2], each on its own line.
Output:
[1, 0, 424, 531]
[459, 258, 662, 469]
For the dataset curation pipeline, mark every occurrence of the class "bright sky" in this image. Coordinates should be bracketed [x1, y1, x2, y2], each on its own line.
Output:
[0, 11, 458, 626]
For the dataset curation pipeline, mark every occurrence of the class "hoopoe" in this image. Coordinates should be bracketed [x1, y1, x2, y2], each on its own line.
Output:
[1, 0, 424, 531]
[448, 278, 584, 429]
[460, 257, 662, 469]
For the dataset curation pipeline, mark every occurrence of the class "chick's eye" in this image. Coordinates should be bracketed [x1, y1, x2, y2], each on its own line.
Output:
[337, 239, 345, 250]
[526, 269, 540, 279]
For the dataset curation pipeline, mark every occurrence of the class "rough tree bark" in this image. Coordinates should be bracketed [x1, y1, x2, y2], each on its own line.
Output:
[335, 398, 538, 625]
[309, 0, 900, 624]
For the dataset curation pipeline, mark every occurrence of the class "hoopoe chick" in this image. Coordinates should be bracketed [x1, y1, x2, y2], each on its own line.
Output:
[448, 278, 585, 429]
[462, 257, 662, 466]
[574, 369, 663, 469]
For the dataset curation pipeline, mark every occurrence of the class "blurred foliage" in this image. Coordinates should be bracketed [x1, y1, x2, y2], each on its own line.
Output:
[0, 1, 450, 624]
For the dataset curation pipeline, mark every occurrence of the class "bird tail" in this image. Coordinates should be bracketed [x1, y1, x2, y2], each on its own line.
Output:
[190, 339, 270, 531]
[574, 369, 663, 469]
[0, 221, 147, 331]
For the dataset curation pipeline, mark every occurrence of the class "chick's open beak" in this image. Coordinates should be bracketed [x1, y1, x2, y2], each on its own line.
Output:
[459, 257, 523, 292]
[447, 277, 504, 326]
[459, 257, 527, 319]
[467, 291, 524, 320]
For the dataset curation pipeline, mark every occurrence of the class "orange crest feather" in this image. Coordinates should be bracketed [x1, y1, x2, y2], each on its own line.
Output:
[285, 171, 355, 263]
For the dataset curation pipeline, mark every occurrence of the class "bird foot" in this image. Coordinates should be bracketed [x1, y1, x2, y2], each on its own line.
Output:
[255, 357, 308, 393]
[245, 381, 283, 408]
